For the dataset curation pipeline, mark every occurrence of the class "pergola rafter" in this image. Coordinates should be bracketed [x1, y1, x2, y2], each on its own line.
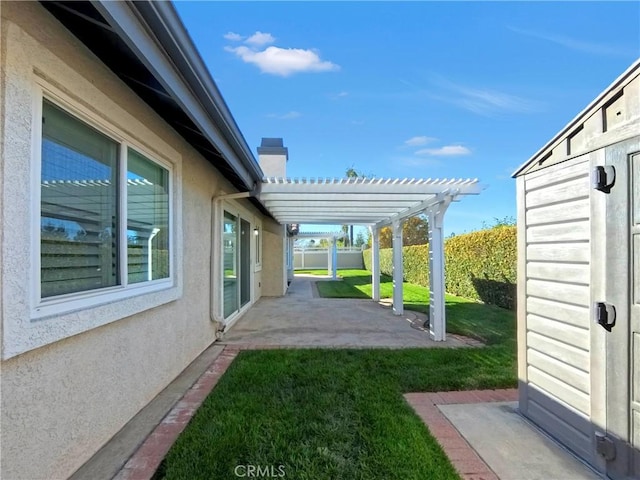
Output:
[258, 176, 482, 341]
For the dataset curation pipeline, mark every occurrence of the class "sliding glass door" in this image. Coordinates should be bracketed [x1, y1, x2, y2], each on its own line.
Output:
[223, 212, 238, 318]
[222, 211, 251, 319]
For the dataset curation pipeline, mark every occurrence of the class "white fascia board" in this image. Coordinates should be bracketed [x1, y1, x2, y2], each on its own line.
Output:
[275, 215, 388, 222]
[264, 200, 420, 209]
[93, 1, 258, 189]
[260, 178, 480, 195]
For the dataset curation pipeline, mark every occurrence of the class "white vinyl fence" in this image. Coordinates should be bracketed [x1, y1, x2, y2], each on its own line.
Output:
[294, 247, 364, 270]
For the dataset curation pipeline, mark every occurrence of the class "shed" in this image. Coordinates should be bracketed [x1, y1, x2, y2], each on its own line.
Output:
[513, 59, 640, 478]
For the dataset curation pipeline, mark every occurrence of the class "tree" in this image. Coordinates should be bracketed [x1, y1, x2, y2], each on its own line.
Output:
[342, 166, 374, 247]
[481, 215, 516, 229]
[377, 215, 429, 248]
[354, 232, 366, 248]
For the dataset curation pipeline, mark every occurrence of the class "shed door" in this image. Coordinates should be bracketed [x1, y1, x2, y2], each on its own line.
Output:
[604, 145, 640, 479]
[630, 152, 640, 478]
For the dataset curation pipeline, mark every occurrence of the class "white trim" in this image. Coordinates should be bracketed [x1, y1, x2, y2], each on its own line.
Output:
[119, 142, 129, 289]
[30, 89, 44, 311]
[220, 199, 258, 326]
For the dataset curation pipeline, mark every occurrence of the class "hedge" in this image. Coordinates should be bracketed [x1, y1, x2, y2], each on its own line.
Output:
[363, 226, 516, 309]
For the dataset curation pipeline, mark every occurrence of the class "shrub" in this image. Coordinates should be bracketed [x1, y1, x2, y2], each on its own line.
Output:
[363, 226, 516, 309]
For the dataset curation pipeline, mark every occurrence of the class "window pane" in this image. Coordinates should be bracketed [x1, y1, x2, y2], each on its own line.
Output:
[127, 149, 170, 284]
[41, 100, 119, 298]
[223, 211, 237, 318]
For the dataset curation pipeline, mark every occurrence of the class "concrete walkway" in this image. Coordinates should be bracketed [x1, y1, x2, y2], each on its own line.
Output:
[405, 391, 600, 480]
[220, 274, 481, 348]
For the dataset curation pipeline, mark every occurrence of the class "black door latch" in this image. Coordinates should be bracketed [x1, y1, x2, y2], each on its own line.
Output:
[594, 302, 616, 332]
[592, 165, 616, 193]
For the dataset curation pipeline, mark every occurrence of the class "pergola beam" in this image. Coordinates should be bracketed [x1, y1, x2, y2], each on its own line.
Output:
[259, 176, 481, 342]
[261, 177, 480, 195]
[262, 193, 433, 202]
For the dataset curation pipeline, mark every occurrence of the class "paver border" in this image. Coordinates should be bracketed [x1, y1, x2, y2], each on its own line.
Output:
[114, 346, 241, 480]
[404, 389, 518, 480]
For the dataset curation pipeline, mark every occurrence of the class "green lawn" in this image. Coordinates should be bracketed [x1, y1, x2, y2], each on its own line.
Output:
[155, 269, 516, 480]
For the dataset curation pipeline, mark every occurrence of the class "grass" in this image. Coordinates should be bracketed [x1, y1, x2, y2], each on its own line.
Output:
[155, 269, 516, 480]
[310, 269, 515, 348]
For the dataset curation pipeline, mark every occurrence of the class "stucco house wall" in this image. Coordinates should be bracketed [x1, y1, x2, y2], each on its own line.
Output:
[0, 3, 275, 479]
[262, 223, 288, 297]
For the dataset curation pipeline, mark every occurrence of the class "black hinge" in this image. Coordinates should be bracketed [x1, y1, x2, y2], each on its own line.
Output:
[592, 165, 616, 193]
[594, 302, 616, 332]
[595, 432, 616, 461]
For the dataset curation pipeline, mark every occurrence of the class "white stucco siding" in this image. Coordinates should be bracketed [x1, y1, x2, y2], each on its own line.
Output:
[523, 156, 592, 419]
[0, 3, 268, 479]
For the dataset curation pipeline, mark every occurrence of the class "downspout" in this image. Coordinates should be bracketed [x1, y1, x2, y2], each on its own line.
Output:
[210, 185, 259, 336]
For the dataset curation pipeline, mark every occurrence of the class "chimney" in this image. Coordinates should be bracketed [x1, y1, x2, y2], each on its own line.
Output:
[257, 138, 288, 178]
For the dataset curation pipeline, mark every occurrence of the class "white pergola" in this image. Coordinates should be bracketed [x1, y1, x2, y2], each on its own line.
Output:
[259, 177, 482, 341]
[293, 231, 344, 279]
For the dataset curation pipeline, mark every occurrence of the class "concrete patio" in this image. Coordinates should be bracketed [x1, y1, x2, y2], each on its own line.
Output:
[219, 274, 481, 348]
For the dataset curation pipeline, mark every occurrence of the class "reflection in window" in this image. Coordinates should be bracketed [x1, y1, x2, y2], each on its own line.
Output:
[41, 100, 118, 297]
[127, 149, 170, 284]
[223, 211, 237, 317]
[40, 100, 172, 299]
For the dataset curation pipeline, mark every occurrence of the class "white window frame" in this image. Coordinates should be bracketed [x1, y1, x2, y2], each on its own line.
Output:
[31, 82, 178, 320]
[215, 200, 258, 328]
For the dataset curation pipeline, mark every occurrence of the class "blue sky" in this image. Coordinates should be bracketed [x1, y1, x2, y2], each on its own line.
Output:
[174, 1, 639, 237]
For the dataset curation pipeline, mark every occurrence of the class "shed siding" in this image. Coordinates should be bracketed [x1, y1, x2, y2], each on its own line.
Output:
[523, 156, 592, 439]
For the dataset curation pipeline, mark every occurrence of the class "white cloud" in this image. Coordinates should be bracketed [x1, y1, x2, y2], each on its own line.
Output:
[267, 111, 302, 120]
[245, 31, 276, 46]
[508, 26, 636, 57]
[329, 91, 349, 100]
[224, 32, 243, 41]
[415, 145, 471, 156]
[225, 45, 339, 77]
[428, 75, 543, 116]
[404, 136, 436, 147]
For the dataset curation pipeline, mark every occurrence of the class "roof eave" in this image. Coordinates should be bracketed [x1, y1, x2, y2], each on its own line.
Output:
[92, 0, 264, 189]
[512, 58, 640, 178]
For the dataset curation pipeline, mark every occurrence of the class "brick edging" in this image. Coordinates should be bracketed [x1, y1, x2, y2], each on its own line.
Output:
[114, 346, 241, 480]
[404, 389, 518, 480]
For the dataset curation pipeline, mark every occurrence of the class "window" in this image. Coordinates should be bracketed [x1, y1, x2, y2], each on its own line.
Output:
[254, 225, 262, 271]
[40, 99, 171, 301]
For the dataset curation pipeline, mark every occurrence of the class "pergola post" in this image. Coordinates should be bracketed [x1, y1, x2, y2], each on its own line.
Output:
[428, 199, 451, 341]
[370, 226, 380, 302]
[332, 236, 338, 280]
[392, 219, 403, 316]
